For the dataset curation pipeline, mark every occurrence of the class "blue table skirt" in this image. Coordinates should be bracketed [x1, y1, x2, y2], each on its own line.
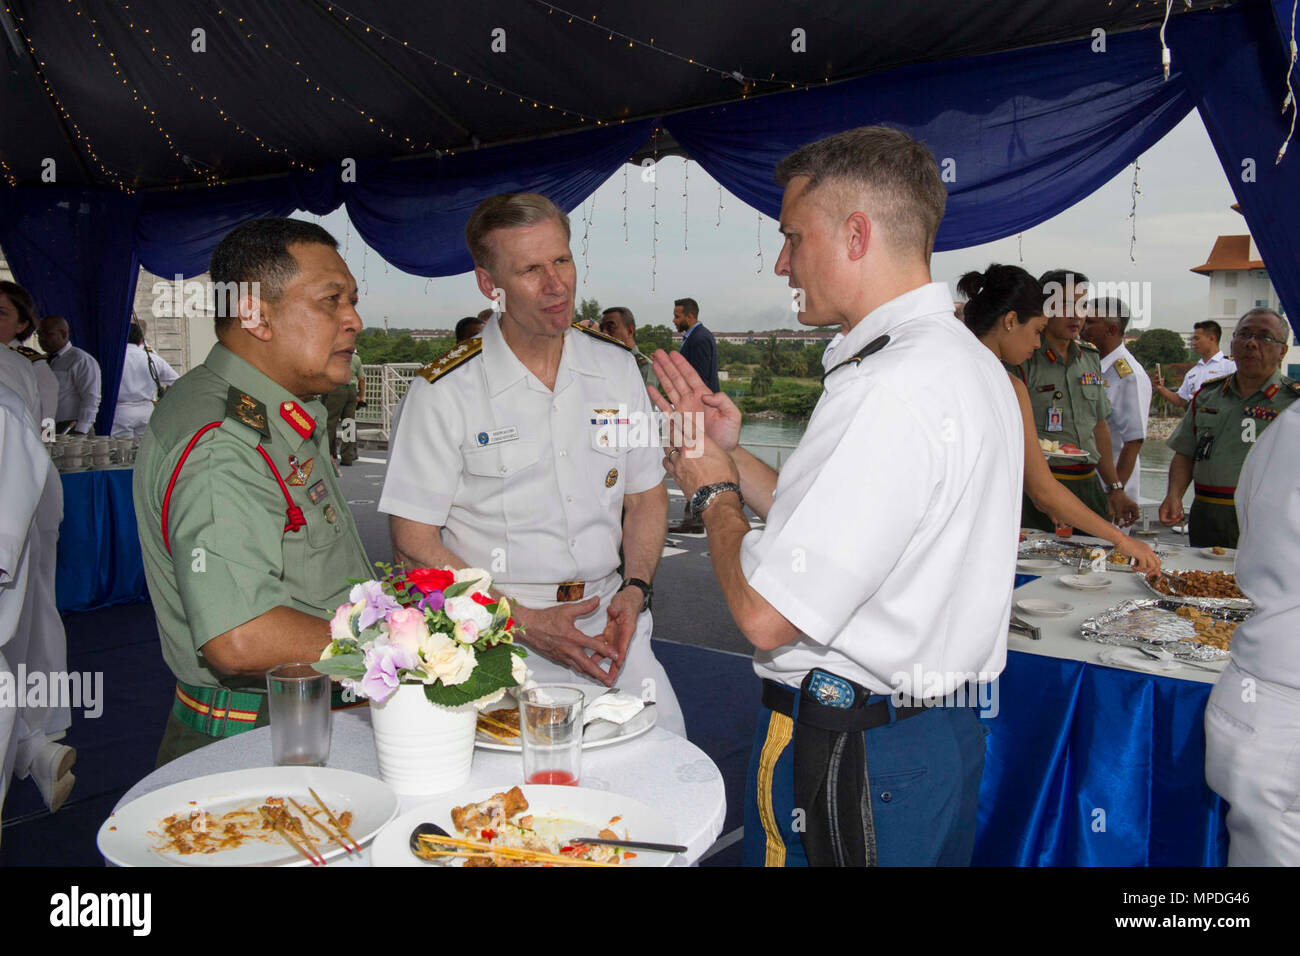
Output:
[56, 469, 148, 613]
[974, 648, 1228, 866]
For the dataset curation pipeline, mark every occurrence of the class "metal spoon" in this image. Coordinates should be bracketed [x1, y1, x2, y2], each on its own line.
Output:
[409, 821, 453, 859]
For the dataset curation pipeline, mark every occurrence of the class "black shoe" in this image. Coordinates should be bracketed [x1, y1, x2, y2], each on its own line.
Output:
[341, 460, 354, 467]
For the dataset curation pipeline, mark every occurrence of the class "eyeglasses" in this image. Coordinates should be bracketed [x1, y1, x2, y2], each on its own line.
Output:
[1231, 329, 1288, 346]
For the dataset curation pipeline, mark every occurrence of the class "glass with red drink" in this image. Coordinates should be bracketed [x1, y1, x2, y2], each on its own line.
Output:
[518, 686, 583, 786]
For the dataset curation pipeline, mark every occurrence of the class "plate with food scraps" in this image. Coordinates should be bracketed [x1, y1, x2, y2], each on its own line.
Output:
[1080, 598, 1245, 663]
[475, 684, 657, 752]
[1199, 546, 1237, 561]
[371, 784, 680, 868]
[1060, 573, 1113, 590]
[98, 766, 399, 867]
[1015, 598, 1074, 617]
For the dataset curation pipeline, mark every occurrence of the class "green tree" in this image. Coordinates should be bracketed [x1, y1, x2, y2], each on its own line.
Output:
[576, 297, 602, 324]
[636, 323, 674, 353]
[751, 365, 774, 397]
[1131, 328, 1190, 368]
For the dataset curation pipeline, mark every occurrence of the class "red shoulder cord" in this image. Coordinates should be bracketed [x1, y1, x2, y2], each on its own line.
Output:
[161, 421, 307, 554]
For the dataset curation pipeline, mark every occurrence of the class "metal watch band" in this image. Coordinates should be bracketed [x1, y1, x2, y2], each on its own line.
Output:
[620, 577, 653, 612]
[691, 481, 743, 516]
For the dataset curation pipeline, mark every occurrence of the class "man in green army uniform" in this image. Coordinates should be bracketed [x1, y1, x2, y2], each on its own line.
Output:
[600, 306, 659, 390]
[133, 218, 371, 765]
[1013, 270, 1140, 531]
[322, 350, 365, 466]
[1161, 308, 1297, 548]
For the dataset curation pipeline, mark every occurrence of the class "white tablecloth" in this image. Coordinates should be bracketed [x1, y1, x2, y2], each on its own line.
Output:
[1010, 535, 1232, 683]
[114, 709, 727, 866]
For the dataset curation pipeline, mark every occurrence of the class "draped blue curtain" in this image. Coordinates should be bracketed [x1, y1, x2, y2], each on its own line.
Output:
[2, 1, 1297, 433]
[664, 21, 1196, 253]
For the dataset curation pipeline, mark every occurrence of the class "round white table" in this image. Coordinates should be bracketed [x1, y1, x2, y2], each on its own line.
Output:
[113, 709, 727, 866]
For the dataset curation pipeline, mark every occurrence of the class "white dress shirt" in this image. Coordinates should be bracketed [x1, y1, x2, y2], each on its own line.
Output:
[1178, 350, 1237, 401]
[0, 346, 41, 428]
[112, 343, 179, 438]
[48, 342, 102, 432]
[741, 282, 1024, 697]
[381, 316, 664, 583]
[1100, 342, 1152, 501]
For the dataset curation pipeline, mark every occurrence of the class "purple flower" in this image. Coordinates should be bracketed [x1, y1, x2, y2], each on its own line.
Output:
[414, 589, 445, 614]
[359, 641, 418, 703]
[349, 580, 402, 631]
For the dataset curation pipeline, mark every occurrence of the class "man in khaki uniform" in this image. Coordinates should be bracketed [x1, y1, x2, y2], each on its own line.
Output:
[1013, 270, 1139, 530]
[600, 306, 658, 390]
[1161, 308, 1297, 548]
[133, 218, 371, 765]
[323, 350, 364, 465]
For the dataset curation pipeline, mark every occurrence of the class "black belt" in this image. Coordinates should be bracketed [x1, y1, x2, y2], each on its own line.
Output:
[762, 677, 928, 732]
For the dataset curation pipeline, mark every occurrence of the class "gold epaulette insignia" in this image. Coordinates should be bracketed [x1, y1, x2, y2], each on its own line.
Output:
[573, 323, 631, 351]
[417, 337, 483, 384]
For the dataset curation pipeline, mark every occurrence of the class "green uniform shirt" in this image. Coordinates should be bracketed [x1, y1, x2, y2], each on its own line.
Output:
[133, 343, 371, 691]
[349, 351, 363, 389]
[1014, 340, 1111, 465]
[1168, 369, 1300, 493]
[631, 345, 659, 391]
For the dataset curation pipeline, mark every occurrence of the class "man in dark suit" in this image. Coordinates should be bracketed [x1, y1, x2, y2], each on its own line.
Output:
[673, 298, 719, 392]
[669, 298, 719, 532]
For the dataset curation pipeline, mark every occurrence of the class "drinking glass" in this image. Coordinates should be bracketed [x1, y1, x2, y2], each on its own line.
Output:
[518, 686, 583, 786]
[266, 663, 331, 766]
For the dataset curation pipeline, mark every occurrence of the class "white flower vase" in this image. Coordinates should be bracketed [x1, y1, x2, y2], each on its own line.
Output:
[368, 683, 477, 794]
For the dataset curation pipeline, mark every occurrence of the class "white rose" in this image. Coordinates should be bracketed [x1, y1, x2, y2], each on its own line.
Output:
[511, 653, 529, 685]
[474, 688, 507, 709]
[444, 595, 493, 632]
[422, 632, 477, 686]
[454, 567, 493, 593]
[329, 603, 358, 644]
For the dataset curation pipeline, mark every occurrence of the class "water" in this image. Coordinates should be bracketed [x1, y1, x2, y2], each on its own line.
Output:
[740, 417, 1190, 508]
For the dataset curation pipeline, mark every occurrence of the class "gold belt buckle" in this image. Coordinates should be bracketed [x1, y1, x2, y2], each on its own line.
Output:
[556, 581, 585, 602]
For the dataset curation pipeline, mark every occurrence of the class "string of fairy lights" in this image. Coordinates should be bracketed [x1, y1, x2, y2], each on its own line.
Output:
[1278, 0, 1298, 164]
[115, 1, 309, 176]
[1128, 159, 1142, 262]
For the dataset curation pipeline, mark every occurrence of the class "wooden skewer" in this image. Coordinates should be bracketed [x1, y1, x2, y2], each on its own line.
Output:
[308, 787, 361, 852]
[417, 832, 618, 867]
[288, 797, 351, 854]
[476, 714, 520, 737]
[259, 807, 324, 865]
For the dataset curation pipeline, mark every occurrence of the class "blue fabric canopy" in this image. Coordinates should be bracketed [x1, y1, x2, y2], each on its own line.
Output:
[1, 2, 1296, 435]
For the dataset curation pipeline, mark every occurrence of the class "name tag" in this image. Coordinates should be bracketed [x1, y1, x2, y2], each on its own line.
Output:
[474, 426, 518, 447]
[1045, 407, 1064, 432]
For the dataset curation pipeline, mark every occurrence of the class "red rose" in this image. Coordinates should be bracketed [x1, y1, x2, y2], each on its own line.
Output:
[405, 568, 455, 594]
[506, 617, 516, 631]
[470, 591, 495, 607]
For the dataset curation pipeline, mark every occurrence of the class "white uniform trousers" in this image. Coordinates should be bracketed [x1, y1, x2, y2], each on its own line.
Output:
[499, 572, 685, 738]
[1205, 659, 1300, 866]
[111, 400, 154, 438]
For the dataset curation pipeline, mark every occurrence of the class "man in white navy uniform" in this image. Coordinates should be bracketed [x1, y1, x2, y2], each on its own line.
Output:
[112, 321, 179, 438]
[1081, 296, 1151, 503]
[379, 193, 683, 735]
[1204, 398, 1300, 865]
[1154, 320, 1236, 411]
[653, 126, 1022, 865]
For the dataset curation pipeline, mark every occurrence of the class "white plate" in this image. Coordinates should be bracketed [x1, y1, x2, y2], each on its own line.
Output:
[1060, 573, 1112, 590]
[1016, 559, 1060, 573]
[371, 785, 679, 867]
[1044, 450, 1089, 460]
[98, 767, 399, 867]
[1015, 598, 1074, 617]
[1199, 547, 1237, 561]
[476, 684, 657, 752]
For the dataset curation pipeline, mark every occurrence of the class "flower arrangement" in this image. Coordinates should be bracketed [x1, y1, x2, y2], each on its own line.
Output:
[312, 564, 528, 708]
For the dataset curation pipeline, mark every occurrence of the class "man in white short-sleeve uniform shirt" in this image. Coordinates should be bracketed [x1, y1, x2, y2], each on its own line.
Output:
[1082, 296, 1152, 503]
[379, 192, 683, 736]
[1204, 399, 1300, 865]
[654, 126, 1022, 866]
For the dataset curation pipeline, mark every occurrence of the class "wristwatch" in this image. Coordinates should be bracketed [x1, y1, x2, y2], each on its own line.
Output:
[1105, 482, 1125, 494]
[619, 578, 653, 612]
[689, 481, 743, 516]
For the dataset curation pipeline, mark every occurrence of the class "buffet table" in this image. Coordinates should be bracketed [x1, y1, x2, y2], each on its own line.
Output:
[113, 708, 727, 866]
[974, 538, 1229, 866]
[56, 468, 148, 613]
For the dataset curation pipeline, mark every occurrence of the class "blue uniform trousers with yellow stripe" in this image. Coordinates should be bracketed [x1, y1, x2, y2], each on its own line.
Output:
[743, 697, 989, 866]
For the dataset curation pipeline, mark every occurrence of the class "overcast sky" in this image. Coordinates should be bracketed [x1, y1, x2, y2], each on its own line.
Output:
[302, 110, 1241, 336]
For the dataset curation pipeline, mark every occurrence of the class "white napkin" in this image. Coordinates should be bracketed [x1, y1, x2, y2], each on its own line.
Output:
[584, 691, 646, 725]
[1096, 646, 1182, 675]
